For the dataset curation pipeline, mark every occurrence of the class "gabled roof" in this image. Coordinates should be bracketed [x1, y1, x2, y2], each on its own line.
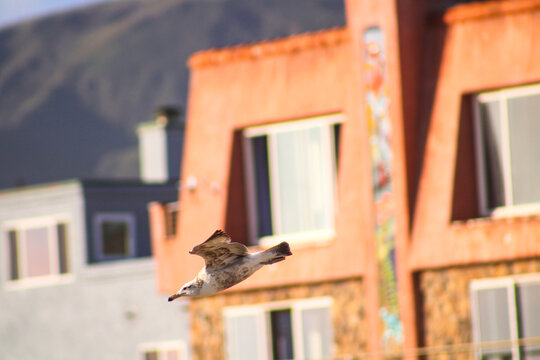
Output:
[188, 27, 348, 69]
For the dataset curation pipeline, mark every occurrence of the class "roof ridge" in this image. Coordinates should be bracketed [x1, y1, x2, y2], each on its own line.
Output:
[188, 27, 348, 69]
[444, 0, 540, 24]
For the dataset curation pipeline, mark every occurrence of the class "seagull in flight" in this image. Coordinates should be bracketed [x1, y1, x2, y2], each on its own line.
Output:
[168, 230, 292, 301]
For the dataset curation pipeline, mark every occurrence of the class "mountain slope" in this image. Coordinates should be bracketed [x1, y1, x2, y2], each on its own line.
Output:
[0, 0, 345, 189]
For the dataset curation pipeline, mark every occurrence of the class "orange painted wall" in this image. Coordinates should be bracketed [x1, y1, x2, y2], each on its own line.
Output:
[411, 1, 540, 270]
[151, 29, 382, 296]
[147, 1, 540, 357]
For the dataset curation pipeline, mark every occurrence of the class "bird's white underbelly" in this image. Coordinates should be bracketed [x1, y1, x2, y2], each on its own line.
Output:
[201, 257, 263, 295]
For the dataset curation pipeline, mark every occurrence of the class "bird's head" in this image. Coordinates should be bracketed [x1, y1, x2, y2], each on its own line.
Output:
[168, 280, 200, 301]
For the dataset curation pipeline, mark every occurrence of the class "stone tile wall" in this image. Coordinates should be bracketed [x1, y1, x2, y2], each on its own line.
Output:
[419, 258, 540, 360]
[189, 278, 366, 360]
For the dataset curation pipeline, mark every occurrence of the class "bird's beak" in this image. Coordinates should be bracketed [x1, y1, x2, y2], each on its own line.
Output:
[168, 293, 183, 302]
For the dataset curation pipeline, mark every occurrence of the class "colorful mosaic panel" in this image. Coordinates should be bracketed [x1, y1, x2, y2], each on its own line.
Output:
[363, 26, 404, 353]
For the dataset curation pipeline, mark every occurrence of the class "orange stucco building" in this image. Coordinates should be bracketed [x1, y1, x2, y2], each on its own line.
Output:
[149, 1, 540, 359]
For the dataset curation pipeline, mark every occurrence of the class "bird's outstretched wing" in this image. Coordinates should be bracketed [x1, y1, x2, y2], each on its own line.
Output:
[189, 230, 248, 271]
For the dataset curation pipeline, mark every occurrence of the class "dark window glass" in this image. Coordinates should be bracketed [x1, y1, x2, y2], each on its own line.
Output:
[251, 135, 272, 238]
[57, 223, 69, 274]
[101, 221, 128, 256]
[7, 230, 19, 280]
[166, 207, 178, 238]
[333, 123, 341, 167]
[144, 351, 158, 360]
[270, 309, 294, 360]
[479, 100, 505, 209]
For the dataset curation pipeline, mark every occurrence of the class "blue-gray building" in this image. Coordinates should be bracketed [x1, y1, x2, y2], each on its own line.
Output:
[0, 109, 189, 359]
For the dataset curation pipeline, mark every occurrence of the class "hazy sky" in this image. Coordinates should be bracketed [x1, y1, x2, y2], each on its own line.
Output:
[0, 0, 114, 28]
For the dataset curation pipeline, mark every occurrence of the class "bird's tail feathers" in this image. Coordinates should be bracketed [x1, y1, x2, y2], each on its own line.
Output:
[260, 241, 292, 265]
[272, 241, 292, 256]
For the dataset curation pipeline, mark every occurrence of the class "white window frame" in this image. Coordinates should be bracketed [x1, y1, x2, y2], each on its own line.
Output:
[224, 304, 269, 360]
[2, 214, 73, 290]
[223, 297, 334, 360]
[93, 212, 136, 261]
[470, 274, 540, 360]
[137, 340, 188, 360]
[474, 83, 540, 218]
[243, 114, 342, 247]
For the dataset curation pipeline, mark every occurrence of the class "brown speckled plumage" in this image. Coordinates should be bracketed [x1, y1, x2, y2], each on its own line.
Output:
[168, 230, 292, 301]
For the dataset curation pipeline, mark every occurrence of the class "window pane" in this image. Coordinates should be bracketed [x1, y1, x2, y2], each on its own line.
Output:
[57, 223, 69, 274]
[275, 130, 303, 234]
[224, 313, 260, 360]
[301, 307, 333, 359]
[334, 123, 341, 168]
[482, 355, 513, 360]
[270, 309, 294, 360]
[507, 94, 540, 206]
[516, 282, 540, 360]
[251, 135, 272, 238]
[476, 287, 512, 357]
[275, 127, 333, 234]
[165, 207, 178, 238]
[101, 221, 128, 256]
[144, 351, 158, 360]
[521, 349, 540, 360]
[165, 350, 179, 360]
[478, 100, 505, 209]
[25, 227, 51, 277]
[7, 230, 19, 280]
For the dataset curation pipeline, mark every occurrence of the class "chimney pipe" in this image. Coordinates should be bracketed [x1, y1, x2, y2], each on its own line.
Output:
[137, 106, 184, 183]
